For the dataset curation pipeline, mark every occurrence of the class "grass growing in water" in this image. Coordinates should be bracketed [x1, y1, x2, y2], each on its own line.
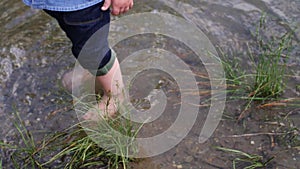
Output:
[1, 101, 141, 169]
[216, 147, 274, 169]
[219, 50, 244, 88]
[219, 13, 294, 118]
[215, 14, 298, 168]
[251, 14, 292, 98]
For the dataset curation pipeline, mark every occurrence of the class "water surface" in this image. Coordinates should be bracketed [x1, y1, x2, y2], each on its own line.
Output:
[0, 0, 299, 168]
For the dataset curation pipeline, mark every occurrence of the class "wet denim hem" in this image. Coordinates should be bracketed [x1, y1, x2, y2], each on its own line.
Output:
[23, 0, 104, 11]
[95, 50, 116, 76]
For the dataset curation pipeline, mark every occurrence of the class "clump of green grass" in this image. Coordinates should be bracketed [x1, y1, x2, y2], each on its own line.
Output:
[219, 13, 294, 119]
[218, 49, 252, 98]
[1, 100, 140, 169]
[2, 112, 45, 168]
[39, 128, 110, 169]
[73, 95, 142, 169]
[218, 50, 246, 88]
[216, 146, 274, 169]
[221, 13, 293, 99]
[251, 14, 292, 98]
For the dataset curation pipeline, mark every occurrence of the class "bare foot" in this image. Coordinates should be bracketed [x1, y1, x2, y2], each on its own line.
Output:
[61, 69, 102, 94]
[82, 95, 122, 121]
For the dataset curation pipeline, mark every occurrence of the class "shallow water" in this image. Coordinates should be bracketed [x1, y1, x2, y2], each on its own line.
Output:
[0, 0, 299, 168]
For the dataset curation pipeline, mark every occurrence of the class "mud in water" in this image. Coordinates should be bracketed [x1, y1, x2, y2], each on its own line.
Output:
[0, 0, 299, 168]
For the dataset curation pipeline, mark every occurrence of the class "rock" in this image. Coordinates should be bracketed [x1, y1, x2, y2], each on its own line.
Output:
[184, 156, 194, 163]
[24, 120, 31, 126]
[177, 164, 183, 169]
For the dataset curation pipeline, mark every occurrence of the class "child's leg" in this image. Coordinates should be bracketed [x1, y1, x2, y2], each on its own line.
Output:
[83, 51, 124, 120]
[44, 2, 123, 119]
[94, 50, 124, 97]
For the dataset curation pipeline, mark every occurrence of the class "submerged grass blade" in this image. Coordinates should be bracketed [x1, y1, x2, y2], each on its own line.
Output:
[215, 147, 257, 159]
[253, 21, 292, 98]
[216, 146, 274, 169]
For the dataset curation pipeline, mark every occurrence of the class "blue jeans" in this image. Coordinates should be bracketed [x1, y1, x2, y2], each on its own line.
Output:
[44, 1, 112, 75]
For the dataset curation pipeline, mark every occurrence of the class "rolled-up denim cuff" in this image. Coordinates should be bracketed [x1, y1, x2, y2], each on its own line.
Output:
[93, 50, 116, 76]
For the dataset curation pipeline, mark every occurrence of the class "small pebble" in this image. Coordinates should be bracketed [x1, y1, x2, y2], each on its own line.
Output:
[250, 141, 255, 145]
[158, 80, 164, 85]
[177, 165, 183, 169]
[36, 118, 41, 121]
[184, 156, 193, 163]
[24, 120, 30, 126]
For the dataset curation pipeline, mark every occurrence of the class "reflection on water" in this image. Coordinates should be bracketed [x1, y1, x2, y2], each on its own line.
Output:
[0, 0, 299, 168]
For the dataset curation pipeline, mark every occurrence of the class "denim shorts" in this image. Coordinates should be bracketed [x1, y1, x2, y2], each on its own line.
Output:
[44, 1, 113, 76]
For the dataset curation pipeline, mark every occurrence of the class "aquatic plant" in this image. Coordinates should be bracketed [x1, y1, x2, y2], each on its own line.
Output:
[219, 13, 294, 120]
[252, 14, 292, 98]
[1, 102, 141, 169]
[216, 146, 274, 169]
